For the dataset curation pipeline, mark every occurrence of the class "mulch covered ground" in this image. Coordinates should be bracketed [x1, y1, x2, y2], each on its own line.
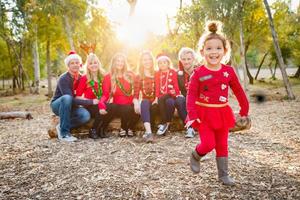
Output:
[0, 88, 300, 199]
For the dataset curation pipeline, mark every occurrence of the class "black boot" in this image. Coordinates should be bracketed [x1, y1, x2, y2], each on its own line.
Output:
[89, 128, 99, 139]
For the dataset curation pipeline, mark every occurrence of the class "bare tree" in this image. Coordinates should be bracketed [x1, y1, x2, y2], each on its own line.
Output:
[32, 24, 40, 94]
[263, 0, 295, 100]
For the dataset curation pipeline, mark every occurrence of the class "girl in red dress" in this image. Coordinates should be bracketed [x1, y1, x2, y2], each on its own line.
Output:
[186, 21, 249, 185]
[101, 53, 140, 137]
[136, 51, 159, 142]
[154, 54, 187, 136]
[76, 53, 107, 139]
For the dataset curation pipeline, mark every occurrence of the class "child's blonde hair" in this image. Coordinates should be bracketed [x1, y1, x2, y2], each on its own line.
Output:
[197, 21, 231, 64]
[109, 53, 132, 93]
[84, 53, 105, 82]
[138, 50, 155, 78]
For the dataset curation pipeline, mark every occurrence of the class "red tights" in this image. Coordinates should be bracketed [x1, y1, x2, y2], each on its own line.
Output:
[195, 123, 229, 157]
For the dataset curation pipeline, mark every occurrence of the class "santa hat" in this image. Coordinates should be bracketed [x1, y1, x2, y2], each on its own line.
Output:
[156, 53, 171, 63]
[64, 51, 82, 66]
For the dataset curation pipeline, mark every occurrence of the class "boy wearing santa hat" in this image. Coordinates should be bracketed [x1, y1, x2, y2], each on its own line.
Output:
[50, 51, 91, 142]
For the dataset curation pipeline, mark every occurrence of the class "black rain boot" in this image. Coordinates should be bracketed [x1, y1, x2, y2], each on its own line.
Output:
[190, 150, 203, 173]
[216, 157, 235, 186]
[89, 128, 99, 139]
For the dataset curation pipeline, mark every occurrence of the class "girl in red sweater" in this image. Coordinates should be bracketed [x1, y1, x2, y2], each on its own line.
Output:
[101, 53, 140, 137]
[186, 21, 249, 186]
[154, 54, 187, 136]
[76, 53, 107, 139]
[136, 51, 159, 142]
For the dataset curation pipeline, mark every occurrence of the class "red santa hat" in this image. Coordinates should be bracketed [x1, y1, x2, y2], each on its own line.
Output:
[64, 51, 82, 66]
[156, 53, 171, 63]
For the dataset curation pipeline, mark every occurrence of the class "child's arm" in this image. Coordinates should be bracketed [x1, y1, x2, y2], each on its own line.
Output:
[172, 70, 181, 96]
[186, 71, 200, 121]
[229, 68, 249, 116]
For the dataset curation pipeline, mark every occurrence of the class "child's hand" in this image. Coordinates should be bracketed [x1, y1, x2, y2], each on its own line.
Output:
[185, 119, 201, 128]
[99, 109, 108, 115]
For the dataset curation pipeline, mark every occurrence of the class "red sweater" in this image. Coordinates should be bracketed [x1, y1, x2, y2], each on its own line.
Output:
[76, 75, 106, 109]
[102, 72, 139, 109]
[187, 64, 249, 120]
[135, 75, 155, 102]
[155, 68, 180, 98]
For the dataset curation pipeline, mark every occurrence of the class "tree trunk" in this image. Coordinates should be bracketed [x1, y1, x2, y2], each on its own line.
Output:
[255, 52, 269, 80]
[272, 61, 277, 79]
[64, 15, 74, 50]
[2, 75, 4, 89]
[245, 58, 254, 84]
[264, 0, 295, 100]
[293, 66, 300, 78]
[32, 24, 40, 94]
[239, 18, 248, 90]
[268, 60, 273, 76]
[46, 39, 53, 97]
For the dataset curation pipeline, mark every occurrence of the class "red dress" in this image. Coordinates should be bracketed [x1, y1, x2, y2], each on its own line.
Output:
[186, 64, 249, 130]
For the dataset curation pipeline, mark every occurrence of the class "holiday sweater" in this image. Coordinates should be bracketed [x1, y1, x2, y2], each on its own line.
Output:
[76, 75, 106, 110]
[186, 64, 249, 122]
[135, 75, 156, 102]
[155, 68, 180, 98]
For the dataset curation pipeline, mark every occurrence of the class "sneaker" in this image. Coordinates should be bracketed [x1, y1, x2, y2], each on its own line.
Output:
[60, 134, 78, 142]
[56, 124, 63, 140]
[185, 127, 195, 138]
[156, 124, 169, 136]
[143, 132, 154, 143]
[127, 129, 134, 137]
[119, 129, 126, 137]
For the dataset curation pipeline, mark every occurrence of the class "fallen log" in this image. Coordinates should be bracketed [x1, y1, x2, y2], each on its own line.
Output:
[0, 111, 33, 120]
[47, 113, 251, 138]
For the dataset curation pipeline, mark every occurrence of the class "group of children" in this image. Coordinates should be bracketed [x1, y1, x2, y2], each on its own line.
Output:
[51, 21, 249, 186]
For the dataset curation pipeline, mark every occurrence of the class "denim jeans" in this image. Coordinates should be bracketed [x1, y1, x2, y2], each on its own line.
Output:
[140, 99, 159, 123]
[158, 95, 187, 123]
[50, 95, 91, 137]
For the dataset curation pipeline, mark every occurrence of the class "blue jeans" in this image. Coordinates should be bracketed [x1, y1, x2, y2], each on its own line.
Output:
[140, 99, 159, 123]
[50, 95, 91, 137]
[158, 95, 187, 123]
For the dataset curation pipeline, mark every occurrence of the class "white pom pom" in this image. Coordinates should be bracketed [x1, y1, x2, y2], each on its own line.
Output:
[178, 71, 183, 76]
